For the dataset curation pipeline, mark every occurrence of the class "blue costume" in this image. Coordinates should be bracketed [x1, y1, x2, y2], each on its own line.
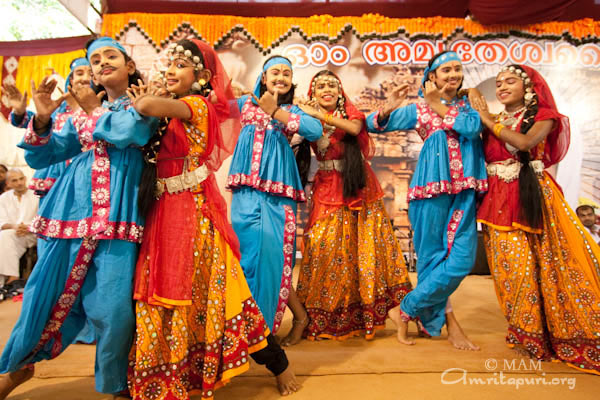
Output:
[0, 38, 157, 394]
[366, 52, 487, 336]
[8, 57, 95, 345]
[227, 57, 322, 333]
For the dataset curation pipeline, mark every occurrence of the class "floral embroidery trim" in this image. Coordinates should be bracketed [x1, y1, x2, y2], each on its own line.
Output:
[29, 177, 56, 193]
[370, 109, 386, 131]
[23, 238, 99, 362]
[407, 178, 488, 202]
[446, 209, 464, 254]
[272, 205, 296, 334]
[29, 215, 143, 243]
[226, 173, 306, 202]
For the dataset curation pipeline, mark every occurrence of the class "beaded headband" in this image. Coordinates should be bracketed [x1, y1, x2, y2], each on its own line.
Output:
[311, 75, 341, 92]
[500, 65, 534, 102]
[167, 43, 203, 70]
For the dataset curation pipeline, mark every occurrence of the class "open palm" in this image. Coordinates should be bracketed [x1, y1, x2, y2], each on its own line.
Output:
[31, 77, 67, 117]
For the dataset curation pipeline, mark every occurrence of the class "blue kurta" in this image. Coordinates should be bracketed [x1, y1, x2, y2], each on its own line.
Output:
[367, 96, 486, 336]
[18, 96, 157, 242]
[228, 95, 322, 333]
[366, 97, 486, 201]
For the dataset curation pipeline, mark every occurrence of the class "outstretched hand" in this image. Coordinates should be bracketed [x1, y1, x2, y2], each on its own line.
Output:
[470, 93, 494, 125]
[251, 89, 279, 117]
[422, 80, 448, 105]
[296, 97, 321, 118]
[380, 83, 410, 119]
[2, 83, 28, 115]
[68, 83, 105, 115]
[126, 79, 153, 106]
[30, 77, 68, 118]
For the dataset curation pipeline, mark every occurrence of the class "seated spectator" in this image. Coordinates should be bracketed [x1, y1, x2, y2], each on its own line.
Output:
[576, 203, 600, 244]
[0, 169, 39, 288]
[0, 164, 7, 194]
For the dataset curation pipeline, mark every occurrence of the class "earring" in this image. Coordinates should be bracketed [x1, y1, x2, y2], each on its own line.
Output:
[197, 78, 207, 87]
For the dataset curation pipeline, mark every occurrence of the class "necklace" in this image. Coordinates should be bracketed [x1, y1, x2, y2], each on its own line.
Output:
[316, 109, 341, 156]
[498, 106, 526, 131]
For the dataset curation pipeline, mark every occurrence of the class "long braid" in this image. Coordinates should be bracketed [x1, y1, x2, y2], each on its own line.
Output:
[512, 65, 543, 230]
[339, 87, 367, 198]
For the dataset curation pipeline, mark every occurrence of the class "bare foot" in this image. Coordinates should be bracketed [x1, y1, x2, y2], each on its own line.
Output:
[0, 366, 34, 400]
[446, 312, 480, 351]
[275, 367, 301, 396]
[387, 307, 415, 345]
[280, 315, 308, 347]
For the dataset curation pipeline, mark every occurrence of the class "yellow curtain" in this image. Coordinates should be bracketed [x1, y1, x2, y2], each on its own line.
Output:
[102, 13, 600, 51]
[14, 49, 85, 96]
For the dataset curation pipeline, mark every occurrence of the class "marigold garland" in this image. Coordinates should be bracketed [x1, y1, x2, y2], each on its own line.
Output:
[102, 13, 600, 52]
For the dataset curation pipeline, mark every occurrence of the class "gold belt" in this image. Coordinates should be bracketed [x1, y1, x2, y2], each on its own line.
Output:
[486, 159, 544, 183]
[318, 159, 344, 172]
[155, 164, 209, 198]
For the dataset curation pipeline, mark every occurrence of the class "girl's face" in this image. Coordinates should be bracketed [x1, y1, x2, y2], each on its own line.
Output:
[429, 60, 463, 93]
[165, 56, 196, 96]
[89, 47, 134, 89]
[496, 71, 526, 107]
[313, 76, 341, 111]
[262, 64, 293, 96]
[71, 65, 92, 89]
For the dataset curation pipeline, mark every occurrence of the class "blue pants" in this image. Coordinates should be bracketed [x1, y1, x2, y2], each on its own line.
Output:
[231, 187, 297, 332]
[0, 238, 137, 394]
[401, 190, 477, 336]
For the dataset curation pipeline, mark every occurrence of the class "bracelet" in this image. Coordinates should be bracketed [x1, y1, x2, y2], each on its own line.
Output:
[492, 123, 504, 138]
[324, 113, 333, 125]
[270, 106, 280, 118]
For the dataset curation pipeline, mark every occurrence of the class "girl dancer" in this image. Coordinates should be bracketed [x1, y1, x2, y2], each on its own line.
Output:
[472, 65, 600, 374]
[366, 51, 486, 349]
[128, 39, 299, 398]
[227, 56, 322, 336]
[287, 70, 413, 345]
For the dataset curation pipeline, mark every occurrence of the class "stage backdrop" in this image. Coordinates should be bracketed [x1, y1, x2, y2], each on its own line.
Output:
[98, 14, 600, 250]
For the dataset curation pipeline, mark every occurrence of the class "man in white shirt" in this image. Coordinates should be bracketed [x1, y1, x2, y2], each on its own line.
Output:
[576, 204, 600, 244]
[0, 169, 39, 288]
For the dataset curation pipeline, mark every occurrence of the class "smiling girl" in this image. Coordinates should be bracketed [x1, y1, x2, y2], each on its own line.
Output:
[472, 65, 600, 374]
[0, 37, 157, 399]
[285, 70, 413, 345]
[126, 39, 299, 399]
[366, 51, 486, 350]
[227, 56, 322, 346]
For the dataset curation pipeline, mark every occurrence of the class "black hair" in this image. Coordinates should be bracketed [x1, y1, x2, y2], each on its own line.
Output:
[576, 204, 595, 215]
[258, 55, 296, 106]
[506, 64, 544, 230]
[84, 37, 144, 103]
[427, 50, 463, 92]
[296, 70, 366, 198]
[137, 39, 208, 217]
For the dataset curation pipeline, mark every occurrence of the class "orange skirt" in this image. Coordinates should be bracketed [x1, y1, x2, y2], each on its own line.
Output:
[297, 199, 412, 340]
[481, 172, 600, 375]
[129, 194, 270, 400]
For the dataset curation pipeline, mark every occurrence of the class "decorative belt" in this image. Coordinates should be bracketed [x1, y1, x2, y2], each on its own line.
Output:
[155, 163, 209, 198]
[318, 159, 344, 172]
[486, 159, 544, 183]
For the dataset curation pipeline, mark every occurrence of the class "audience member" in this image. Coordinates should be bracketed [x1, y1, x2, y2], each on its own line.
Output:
[0, 169, 39, 288]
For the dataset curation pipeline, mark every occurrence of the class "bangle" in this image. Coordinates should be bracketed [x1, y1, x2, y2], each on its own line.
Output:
[324, 113, 333, 125]
[492, 123, 504, 138]
[270, 106, 280, 118]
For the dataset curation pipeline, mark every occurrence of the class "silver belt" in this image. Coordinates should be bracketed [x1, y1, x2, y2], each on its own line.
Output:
[155, 164, 209, 198]
[486, 159, 544, 183]
[318, 159, 344, 172]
